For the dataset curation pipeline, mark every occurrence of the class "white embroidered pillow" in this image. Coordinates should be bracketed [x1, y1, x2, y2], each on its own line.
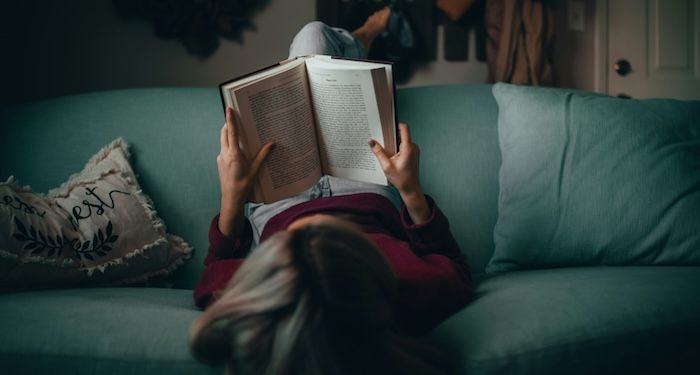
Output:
[0, 139, 192, 288]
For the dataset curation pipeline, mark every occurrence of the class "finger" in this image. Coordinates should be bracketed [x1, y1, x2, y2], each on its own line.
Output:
[250, 142, 275, 176]
[225, 107, 240, 152]
[220, 122, 228, 151]
[369, 139, 391, 170]
[399, 123, 412, 145]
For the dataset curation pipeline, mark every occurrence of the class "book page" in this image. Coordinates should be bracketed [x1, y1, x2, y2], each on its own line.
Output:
[229, 61, 322, 203]
[305, 59, 392, 185]
[221, 58, 305, 108]
[307, 56, 396, 155]
[313, 57, 395, 114]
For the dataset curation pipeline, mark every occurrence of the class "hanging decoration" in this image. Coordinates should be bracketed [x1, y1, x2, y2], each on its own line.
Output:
[114, 0, 271, 58]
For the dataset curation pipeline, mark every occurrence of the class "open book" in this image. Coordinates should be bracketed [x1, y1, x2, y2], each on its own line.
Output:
[219, 55, 397, 203]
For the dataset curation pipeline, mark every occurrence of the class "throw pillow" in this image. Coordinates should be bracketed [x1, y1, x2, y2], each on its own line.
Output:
[0, 138, 192, 288]
[487, 83, 700, 272]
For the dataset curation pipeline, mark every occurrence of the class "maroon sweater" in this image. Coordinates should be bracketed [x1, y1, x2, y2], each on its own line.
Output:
[193, 193, 473, 335]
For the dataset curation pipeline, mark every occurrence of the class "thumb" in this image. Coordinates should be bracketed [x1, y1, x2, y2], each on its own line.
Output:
[251, 142, 275, 175]
[369, 139, 390, 170]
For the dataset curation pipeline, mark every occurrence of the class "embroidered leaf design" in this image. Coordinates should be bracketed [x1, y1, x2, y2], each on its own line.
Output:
[12, 216, 66, 257]
[71, 221, 118, 261]
[14, 217, 28, 237]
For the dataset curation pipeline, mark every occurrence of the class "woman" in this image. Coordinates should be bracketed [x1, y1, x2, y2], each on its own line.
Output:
[190, 9, 473, 375]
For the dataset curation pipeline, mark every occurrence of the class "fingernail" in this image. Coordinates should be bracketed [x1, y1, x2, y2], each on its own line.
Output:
[368, 140, 377, 148]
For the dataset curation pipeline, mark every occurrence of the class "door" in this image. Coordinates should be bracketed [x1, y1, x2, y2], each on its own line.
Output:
[606, 0, 700, 99]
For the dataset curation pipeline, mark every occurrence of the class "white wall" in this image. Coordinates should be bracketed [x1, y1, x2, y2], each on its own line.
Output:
[1, 0, 492, 105]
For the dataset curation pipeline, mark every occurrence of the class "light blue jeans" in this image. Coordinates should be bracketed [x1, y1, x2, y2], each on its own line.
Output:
[246, 22, 399, 244]
[247, 176, 402, 244]
[288, 21, 365, 59]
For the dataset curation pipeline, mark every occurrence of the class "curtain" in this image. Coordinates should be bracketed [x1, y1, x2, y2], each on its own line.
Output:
[485, 0, 554, 85]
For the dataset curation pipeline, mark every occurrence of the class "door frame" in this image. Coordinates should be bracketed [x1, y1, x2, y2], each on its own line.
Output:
[594, 0, 609, 94]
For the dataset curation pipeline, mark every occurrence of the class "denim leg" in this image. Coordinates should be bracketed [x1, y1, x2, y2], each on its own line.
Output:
[246, 175, 401, 244]
[247, 192, 312, 245]
[325, 176, 403, 212]
[247, 176, 332, 244]
[288, 21, 365, 59]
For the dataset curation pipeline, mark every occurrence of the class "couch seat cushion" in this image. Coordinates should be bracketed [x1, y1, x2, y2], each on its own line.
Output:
[0, 288, 221, 374]
[430, 266, 700, 374]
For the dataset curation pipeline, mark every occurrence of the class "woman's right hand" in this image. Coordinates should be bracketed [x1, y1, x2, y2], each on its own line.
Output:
[217, 107, 274, 236]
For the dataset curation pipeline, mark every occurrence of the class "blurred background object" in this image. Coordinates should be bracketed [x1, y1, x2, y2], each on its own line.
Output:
[113, 0, 272, 58]
[484, 0, 554, 85]
[2, 0, 696, 106]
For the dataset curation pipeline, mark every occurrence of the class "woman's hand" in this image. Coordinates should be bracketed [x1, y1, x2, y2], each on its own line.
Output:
[369, 123, 430, 224]
[217, 107, 274, 237]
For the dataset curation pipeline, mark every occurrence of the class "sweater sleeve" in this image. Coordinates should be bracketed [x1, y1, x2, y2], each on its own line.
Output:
[390, 195, 473, 335]
[400, 195, 471, 282]
[193, 215, 253, 308]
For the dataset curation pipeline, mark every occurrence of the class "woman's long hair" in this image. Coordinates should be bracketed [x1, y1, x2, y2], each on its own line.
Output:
[189, 220, 448, 375]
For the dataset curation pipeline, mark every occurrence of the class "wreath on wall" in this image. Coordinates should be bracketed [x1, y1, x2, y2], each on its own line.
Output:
[113, 0, 270, 58]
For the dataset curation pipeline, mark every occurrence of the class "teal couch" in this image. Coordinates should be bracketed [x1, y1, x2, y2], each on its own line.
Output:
[1, 85, 699, 374]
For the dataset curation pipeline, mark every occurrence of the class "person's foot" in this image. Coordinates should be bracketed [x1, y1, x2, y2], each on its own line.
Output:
[352, 7, 391, 54]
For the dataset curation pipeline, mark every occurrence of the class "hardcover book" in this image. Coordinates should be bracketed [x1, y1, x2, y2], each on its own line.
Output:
[219, 55, 397, 203]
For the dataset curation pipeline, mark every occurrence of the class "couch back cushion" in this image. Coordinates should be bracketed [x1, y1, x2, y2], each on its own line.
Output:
[488, 83, 700, 272]
[0, 85, 501, 288]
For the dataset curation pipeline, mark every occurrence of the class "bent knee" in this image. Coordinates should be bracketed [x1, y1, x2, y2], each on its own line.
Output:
[289, 21, 337, 57]
[297, 21, 331, 38]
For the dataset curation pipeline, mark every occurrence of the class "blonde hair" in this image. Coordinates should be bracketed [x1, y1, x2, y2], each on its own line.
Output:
[190, 221, 447, 375]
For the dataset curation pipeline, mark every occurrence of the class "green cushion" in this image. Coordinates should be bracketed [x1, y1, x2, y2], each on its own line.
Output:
[429, 266, 700, 374]
[0, 288, 222, 374]
[488, 83, 700, 272]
